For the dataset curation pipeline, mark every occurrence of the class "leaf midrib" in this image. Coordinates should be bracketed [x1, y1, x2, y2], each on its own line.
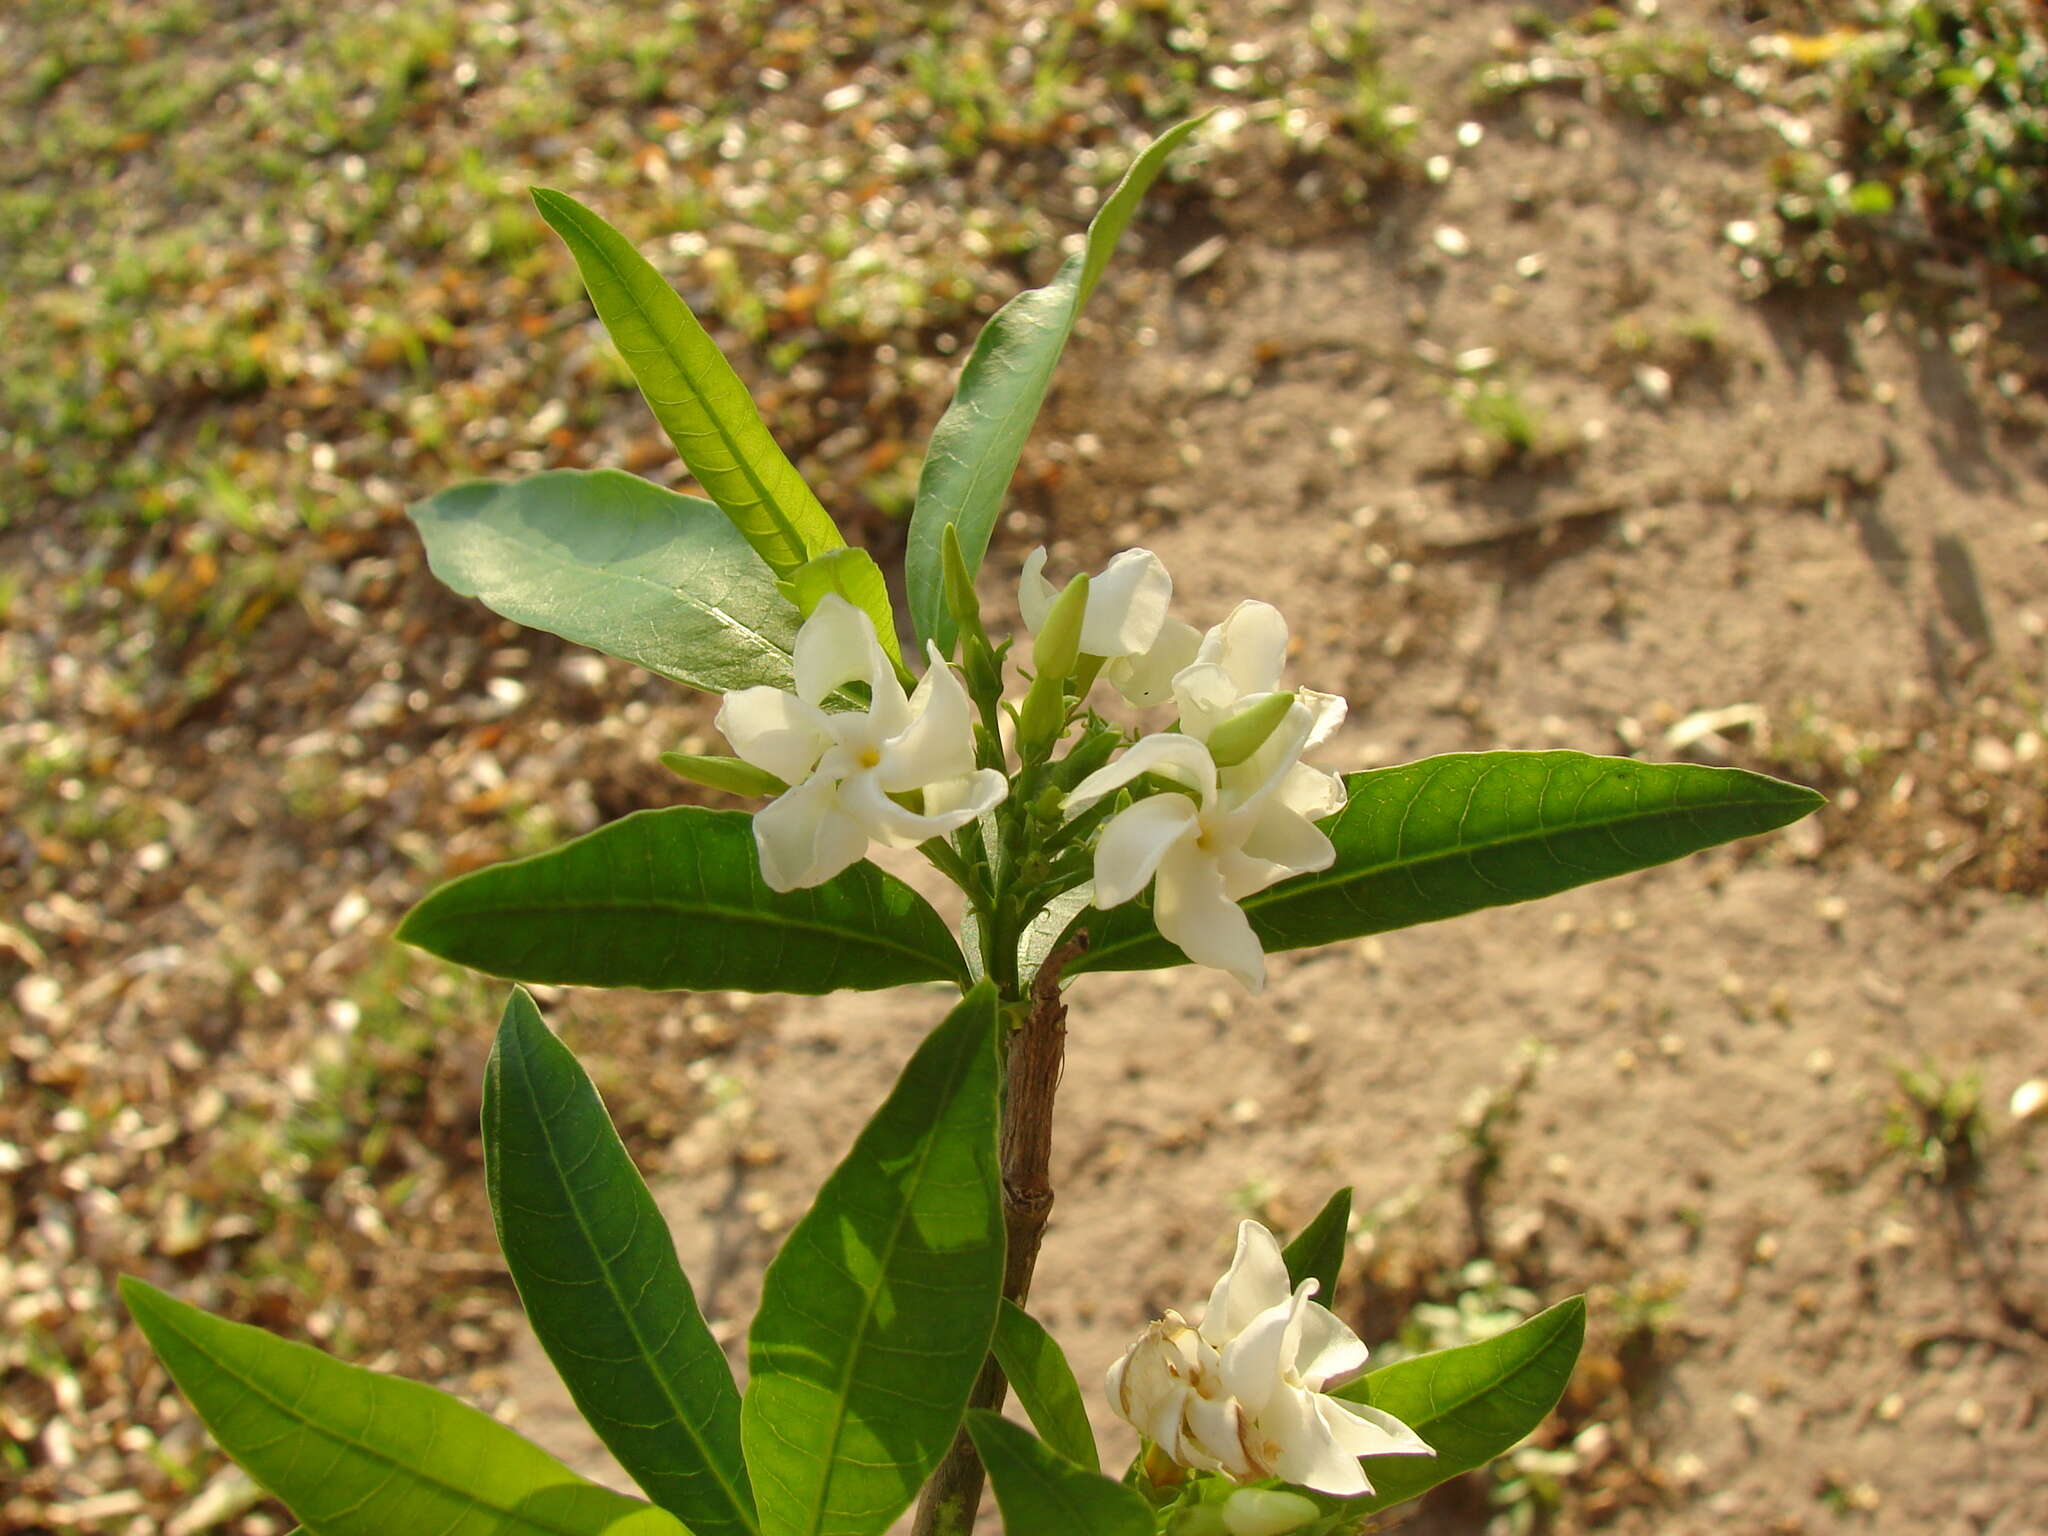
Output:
[147, 1303, 646, 1536]
[506, 1029, 758, 1534]
[431, 894, 958, 974]
[1084, 778, 1806, 967]
[1361, 1301, 1580, 1431]
[780, 1003, 989, 1536]
[547, 193, 815, 572]
[447, 510, 795, 673]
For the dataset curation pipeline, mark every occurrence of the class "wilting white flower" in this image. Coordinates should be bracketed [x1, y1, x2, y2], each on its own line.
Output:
[1106, 1221, 1432, 1497]
[715, 595, 1006, 890]
[1064, 719, 1343, 993]
[1019, 546, 1200, 707]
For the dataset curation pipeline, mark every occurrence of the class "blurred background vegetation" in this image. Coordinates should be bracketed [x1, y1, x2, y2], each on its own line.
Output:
[3, 0, 2043, 1531]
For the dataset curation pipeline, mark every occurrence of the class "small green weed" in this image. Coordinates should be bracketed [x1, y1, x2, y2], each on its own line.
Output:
[1884, 1059, 1986, 1185]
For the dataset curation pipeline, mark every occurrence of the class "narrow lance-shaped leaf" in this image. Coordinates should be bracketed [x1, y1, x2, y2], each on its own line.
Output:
[1323, 1296, 1586, 1517]
[905, 114, 1210, 653]
[1069, 752, 1826, 975]
[530, 190, 896, 647]
[780, 546, 907, 674]
[742, 983, 1005, 1536]
[121, 1279, 690, 1536]
[991, 1300, 1099, 1472]
[964, 1412, 1153, 1536]
[410, 469, 803, 696]
[1282, 1187, 1353, 1306]
[486, 988, 756, 1536]
[398, 806, 968, 994]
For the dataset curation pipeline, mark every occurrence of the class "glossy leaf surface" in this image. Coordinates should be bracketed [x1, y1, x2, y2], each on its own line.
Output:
[1069, 753, 1825, 975]
[780, 547, 905, 671]
[1329, 1296, 1586, 1516]
[743, 984, 1004, 1536]
[122, 1279, 688, 1536]
[531, 190, 851, 590]
[1281, 1187, 1352, 1305]
[904, 116, 1206, 653]
[991, 1300, 1098, 1472]
[410, 469, 801, 697]
[399, 807, 968, 994]
[486, 988, 754, 1535]
[964, 1412, 1153, 1536]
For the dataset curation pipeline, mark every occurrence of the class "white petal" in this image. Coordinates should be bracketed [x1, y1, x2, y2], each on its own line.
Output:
[1171, 660, 1243, 741]
[1217, 1298, 1294, 1416]
[1291, 1301, 1369, 1390]
[1255, 1383, 1369, 1495]
[1081, 547, 1172, 658]
[1202, 1220, 1294, 1350]
[1017, 546, 1057, 633]
[1318, 1397, 1436, 1461]
[1236, 803, 1336, 888]
[751, 775, 869, 890]
[1181, 1393, 1257, 1479]
[794, 594, 905, 726]
[878, 643, 976, 791]
[1300, 687, 1347, 749]
[1064, 733, 1217, 817]
[1090, 794, 1199, 908]
[1278, 761, 1347, 822]
[1153, 838, 1265, 991]
[921, 768, 1008, 821]
[715, 687, 832, 785]
[838, 769, 1002, 848]
[1205, 600, 1291, 699]
[1107, 617, 1202, 707]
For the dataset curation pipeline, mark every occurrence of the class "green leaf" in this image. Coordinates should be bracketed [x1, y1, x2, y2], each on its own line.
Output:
[991, 1300, 1098, 1472]
[409, 469, 802, 697]
[904, 115, 1208, 653]
[1281, 1187, 1352, 1305]
[531, 189, 847, 585]
[963, 1412, 1153, 1536]
[120, 1279, 690, 1536]
[779, 547, 906, 673]
[743, 983, 1005, 1536]
[398, 806, 967, 994]
[1329, 1296, 1586, 1516]
[1069, 752, 1825, 976]
[485, 988, 755, 1536]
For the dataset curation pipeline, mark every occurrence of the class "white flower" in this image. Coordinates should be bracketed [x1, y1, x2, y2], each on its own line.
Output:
[1063, 719, 1343, 993]
[715, 595, 1006, 890]
[1019, 546, 1200, 707]
[1105, 1221, 1433, 1497]
[1173, 600, 1346, 762]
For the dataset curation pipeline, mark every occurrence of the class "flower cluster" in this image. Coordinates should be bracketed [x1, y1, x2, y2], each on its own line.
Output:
[715, 595, 1006, 891]
[716, 547, 1346, 991]
[1105, 1221, 1432, 1497]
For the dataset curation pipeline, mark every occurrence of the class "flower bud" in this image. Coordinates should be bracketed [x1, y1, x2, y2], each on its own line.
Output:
[1221, 1489, 1320, 1536]
[1031, 570, 1091, 683]
[940, 521, 989, 653]
[659, 752, 788, 798]
[1205, 691, 1297, 768]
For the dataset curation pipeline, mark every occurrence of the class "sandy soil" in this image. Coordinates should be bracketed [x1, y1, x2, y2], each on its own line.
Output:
[497, 17, 2048, 1526]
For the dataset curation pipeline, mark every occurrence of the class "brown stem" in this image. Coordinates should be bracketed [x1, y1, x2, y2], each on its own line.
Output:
[910, 933, 1088, 1536]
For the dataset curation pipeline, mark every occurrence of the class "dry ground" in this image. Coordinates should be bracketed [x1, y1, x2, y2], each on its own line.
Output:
[5, 1, 2046, 1533]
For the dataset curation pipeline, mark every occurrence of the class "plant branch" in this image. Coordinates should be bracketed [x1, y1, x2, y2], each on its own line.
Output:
[910, 931, 1089, 1536]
